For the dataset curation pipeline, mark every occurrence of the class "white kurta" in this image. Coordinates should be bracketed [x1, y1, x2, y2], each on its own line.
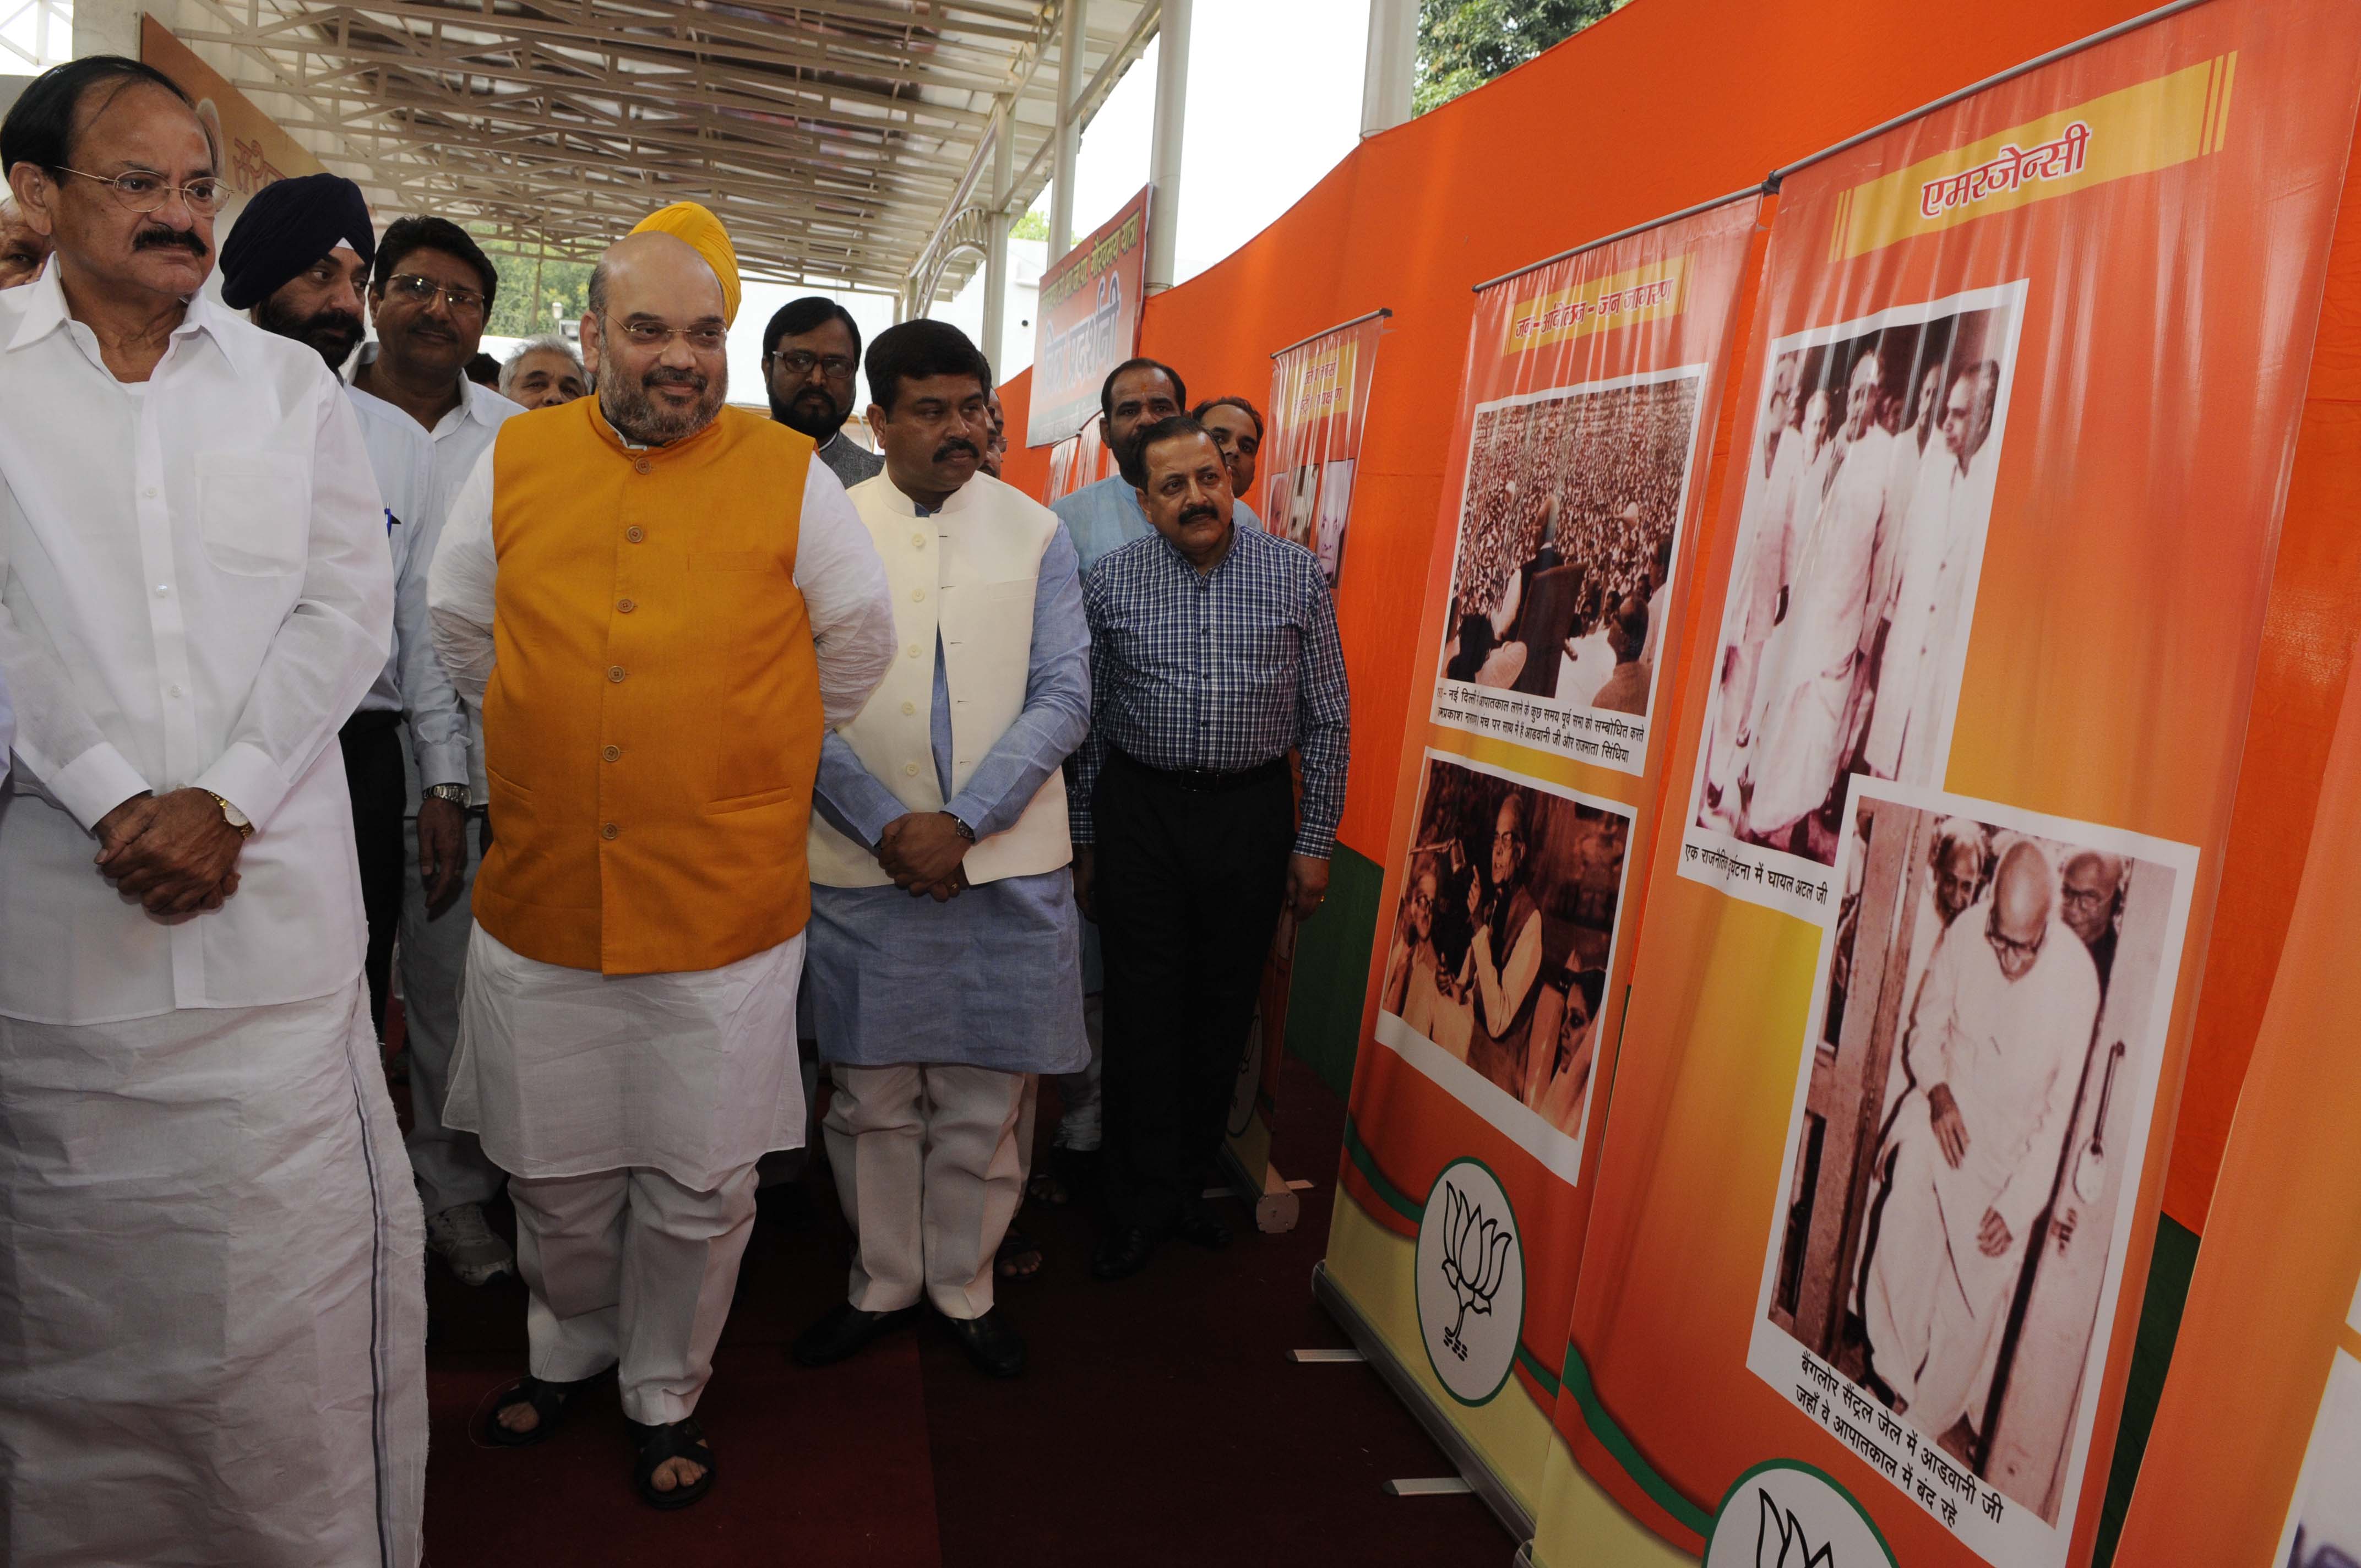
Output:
[0, 268, 418, 1564]
[427, 442, 896, 1189]
[1865, 906, 2099, 1431]
[1862, 449, 1965, 777]
[1745, 426, 1893, 832]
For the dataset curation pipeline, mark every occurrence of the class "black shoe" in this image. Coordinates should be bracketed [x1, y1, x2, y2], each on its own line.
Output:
[1091, 1226, 1157, 1281]
[790, 1302, 920, 1367]
[944, 1309, 1027, 1378]
[1175, 1211, 1231, 1251]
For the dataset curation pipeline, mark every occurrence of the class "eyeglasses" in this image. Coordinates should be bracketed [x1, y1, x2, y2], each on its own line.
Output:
[769, 349, 856, 380]
[1985, 912, 2047, 965]
[59, 167, 224, 216]
[2059, 886, 2115, 913]
[384, 273, 488, 318]
[619, 320, 726, 353]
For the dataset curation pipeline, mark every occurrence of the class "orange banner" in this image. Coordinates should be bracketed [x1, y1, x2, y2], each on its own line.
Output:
[1026, 188, 1149, 448]
[1544, 2, 2361, 1566]
[1261, 311, 1388, 586]
[1321, 193, 1761, 1516]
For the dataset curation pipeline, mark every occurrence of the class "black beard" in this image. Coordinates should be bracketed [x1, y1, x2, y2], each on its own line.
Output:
[769, 385, 848, 441]
[255, 294, 362, 372]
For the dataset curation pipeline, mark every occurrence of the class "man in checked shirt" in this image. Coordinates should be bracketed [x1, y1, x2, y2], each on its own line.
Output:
[1071, 414, 1351, 1281]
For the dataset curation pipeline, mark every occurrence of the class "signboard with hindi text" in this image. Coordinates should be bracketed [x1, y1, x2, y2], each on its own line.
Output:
[1025, 187, 1150, 449]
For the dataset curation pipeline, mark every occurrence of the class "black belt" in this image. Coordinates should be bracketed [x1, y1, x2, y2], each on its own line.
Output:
[1110, 747, 1287, 795]
[341, 708, 403, 737]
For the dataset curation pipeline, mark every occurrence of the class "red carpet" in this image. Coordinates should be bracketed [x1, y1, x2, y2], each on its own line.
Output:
[405, 1050, 1513, 1567]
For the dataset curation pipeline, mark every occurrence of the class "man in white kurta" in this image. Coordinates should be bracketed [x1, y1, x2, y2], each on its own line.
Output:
[430, 221, 894, 1506]
[1862, 362, 2001, 782]
[1743, 356, 1894, 837]
[0, 57, 417, 1565]
[795, 322, 1091, 1380]
[1863, 841, 2099, 1445]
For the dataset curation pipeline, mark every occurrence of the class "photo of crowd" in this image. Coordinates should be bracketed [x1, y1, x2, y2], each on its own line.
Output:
[1379, 754, 1631, 1141]
[1755, 786, 2186, 1531]
[1437, 373, 1699, 717]
[1694, 289, 2020, 869]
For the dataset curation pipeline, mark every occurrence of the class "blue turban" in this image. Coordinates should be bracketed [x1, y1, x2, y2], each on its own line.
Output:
[219, 173, 375, 310]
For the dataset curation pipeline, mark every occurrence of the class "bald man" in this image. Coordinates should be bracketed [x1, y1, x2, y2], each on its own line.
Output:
[1861, 840, 2100, 1455]
[0, 193, 51, 286]
[429, 224, 895, 1506]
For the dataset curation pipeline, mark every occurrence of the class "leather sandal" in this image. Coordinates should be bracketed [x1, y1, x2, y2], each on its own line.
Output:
[628, 1416, 717, 1511]
[481, 1371, 605, 1449]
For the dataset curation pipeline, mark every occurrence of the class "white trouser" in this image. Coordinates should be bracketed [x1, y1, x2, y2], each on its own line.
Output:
[1051, 992, 1104, 1152]
[0, 983, 426, 1568]
[398, 813, 503, 1216]
[823, 1063, 1026, 1320]
[508, 1163, 759, 1425]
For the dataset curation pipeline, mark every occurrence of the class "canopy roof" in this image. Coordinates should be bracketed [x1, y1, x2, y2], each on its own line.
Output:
[173, 0, 1157, 298]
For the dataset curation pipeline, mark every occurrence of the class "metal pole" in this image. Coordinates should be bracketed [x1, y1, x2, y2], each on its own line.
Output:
[1050, 0, 1087, 257]
[1145, 0, 1190, 294]
[982, 104, 1014, 375]
[1360, 0, 1416, 137]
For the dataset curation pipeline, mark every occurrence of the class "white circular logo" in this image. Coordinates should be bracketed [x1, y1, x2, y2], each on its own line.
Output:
[1227, 1010, 1265, 1138]
[1704, 1462, 1894, 1568]
[1413, 1158, 1525, 1405]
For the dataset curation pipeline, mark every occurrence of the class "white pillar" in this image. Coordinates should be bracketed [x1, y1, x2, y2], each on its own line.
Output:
[1361, 0, 1417, 137]
[1144, 0, 1190, 293]
[981, 103, 1015, 377]
[74, 0, 144, 61]
[1049, 0, 1086, 257]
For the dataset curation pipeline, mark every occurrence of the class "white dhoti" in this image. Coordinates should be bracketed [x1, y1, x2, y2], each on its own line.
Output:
[449, 922, 808, 1422]
[1862, 1114, 2021, 1433]
[823, 1063, 1029, 1320]
[0, 982, 426, 1567]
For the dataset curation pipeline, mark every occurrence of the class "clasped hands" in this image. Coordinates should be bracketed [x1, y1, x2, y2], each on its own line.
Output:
[878, 812, 970, 902]
[94, 788, 246, 916]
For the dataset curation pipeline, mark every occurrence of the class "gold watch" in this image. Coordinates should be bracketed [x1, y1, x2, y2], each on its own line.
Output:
[208, 791, 254, 839]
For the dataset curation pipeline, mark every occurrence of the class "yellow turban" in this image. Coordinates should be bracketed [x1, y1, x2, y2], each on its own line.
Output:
[630, 201, 741, 326]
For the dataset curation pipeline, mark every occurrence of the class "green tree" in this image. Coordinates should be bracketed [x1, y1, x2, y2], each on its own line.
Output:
[1415, 0, 1622, 115]
[481, 244, 597, 340]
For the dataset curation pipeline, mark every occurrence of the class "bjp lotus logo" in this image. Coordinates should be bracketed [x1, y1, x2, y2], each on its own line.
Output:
[1700, 1466, 1894, 1568]
[1413, 1159, 1524, 1404]
[1436, 1180, 1513, 1362]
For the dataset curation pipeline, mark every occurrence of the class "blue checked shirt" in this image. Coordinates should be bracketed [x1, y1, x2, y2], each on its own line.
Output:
[1071, 520, 1350, 858]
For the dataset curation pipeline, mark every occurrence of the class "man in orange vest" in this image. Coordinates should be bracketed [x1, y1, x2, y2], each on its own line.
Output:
[427, 208, 895, 1510]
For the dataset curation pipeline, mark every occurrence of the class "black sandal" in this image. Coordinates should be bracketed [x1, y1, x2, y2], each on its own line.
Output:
[481, 1372, 602, 1448]
[628, 1416, 717, 1510]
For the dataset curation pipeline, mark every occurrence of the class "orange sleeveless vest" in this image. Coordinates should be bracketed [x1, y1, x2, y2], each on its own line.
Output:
[472, 399, 822, 976]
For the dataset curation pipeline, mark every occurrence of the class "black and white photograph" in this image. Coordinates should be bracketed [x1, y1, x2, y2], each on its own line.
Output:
[1313, 457, 1355, 587]
[1281, 460, 1321, 552]
[1430, 368, 1704, 775]
[1685, 282, 2024, 921]
[1746, 779, 2196, 1568]
[1373, 750, 1634, 1183]
[2281, 1351, 2361, 1568]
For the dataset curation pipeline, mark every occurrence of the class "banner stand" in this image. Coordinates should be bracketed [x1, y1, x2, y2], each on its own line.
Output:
[1313, 1261, 1537, 1548]
[1218, 1145, 1300, 1233]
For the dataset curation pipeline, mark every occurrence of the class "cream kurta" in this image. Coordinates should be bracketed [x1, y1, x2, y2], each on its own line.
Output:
[1865, 904, 2099, 1430]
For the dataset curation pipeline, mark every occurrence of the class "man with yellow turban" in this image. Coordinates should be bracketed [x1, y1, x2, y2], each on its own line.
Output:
[428, 210, 894, 1509]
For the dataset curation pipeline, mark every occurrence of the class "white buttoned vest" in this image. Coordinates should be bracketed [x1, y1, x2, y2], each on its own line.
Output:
[807, 471, 1074, 889]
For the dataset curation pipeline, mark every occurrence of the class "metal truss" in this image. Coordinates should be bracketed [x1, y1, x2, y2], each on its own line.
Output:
[168, 0, 1157, 296]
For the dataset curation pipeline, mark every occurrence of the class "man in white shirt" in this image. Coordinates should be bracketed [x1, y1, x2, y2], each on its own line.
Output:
[1863, 841, 2098, 1455]
[353, 214, 526, 1288]
[0, 57, 419, 1565]
[500, 333, 587, 408]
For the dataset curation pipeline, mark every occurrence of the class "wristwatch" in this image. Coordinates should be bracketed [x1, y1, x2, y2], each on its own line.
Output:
[941, 812, 977, 843]
[208, 791, 254, 839]
[423, 783, 469, 806]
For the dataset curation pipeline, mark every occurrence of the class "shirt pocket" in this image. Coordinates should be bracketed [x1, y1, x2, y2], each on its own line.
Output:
[195, 451, 311, 576]
[688, 551, 786, 575]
